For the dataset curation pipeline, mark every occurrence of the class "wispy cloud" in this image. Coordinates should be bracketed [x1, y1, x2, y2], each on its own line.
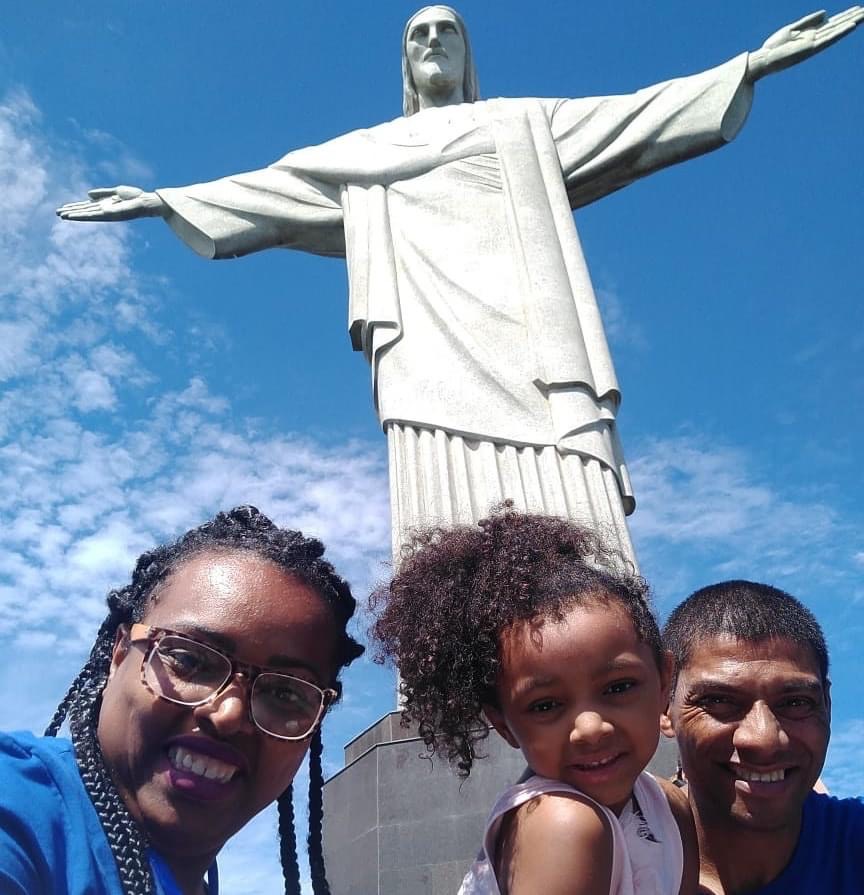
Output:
[0, 86, 392, 894]
[629, 435, 853, 596]
[596, 284, 648, 350]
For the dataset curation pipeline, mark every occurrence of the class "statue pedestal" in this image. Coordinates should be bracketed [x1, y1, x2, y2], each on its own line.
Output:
[323, 711, 678, 895]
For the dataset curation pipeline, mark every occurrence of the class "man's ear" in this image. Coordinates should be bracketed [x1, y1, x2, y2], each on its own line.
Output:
[659, 710, 676, 740]
[658, 650, 677, 739]
[659, 650, 675, 703]
[483, 703, 519, 749]
[107, 625, 131, 682]
[659, 651, 678, 740]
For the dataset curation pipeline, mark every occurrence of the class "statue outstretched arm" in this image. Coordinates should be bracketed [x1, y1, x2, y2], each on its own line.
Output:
[56, 186, 166, 221]
[746, 7, 863, 82]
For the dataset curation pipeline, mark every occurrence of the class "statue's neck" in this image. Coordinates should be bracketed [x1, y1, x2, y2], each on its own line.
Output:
[416, 86, 464, 110]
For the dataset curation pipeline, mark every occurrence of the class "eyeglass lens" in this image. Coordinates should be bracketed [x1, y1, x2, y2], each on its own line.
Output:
[144, 634, 324, 738]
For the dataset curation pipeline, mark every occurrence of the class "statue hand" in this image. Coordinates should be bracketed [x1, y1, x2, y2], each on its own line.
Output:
[747, 7, 864, 81]
[56, 186, 166, 221]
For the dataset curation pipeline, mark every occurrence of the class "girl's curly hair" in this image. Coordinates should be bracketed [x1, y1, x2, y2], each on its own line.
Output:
[370, 506, 660, 777]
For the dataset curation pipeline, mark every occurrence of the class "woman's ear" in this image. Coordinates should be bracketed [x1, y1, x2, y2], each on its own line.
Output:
[107, 625, 131, 681]
[483, 703, 519, 749]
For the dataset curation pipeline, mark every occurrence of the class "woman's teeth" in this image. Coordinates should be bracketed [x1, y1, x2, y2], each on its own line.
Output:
[168, 745, 238, 783]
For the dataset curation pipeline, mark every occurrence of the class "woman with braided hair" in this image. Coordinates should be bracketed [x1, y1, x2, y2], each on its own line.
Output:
[0, 505, 364, 895]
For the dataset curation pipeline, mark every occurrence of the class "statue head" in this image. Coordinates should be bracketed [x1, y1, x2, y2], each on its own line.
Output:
[402, 6, 480, 116]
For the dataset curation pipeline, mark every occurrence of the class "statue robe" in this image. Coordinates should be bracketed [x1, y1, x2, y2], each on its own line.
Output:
[157, 54, 753, 560]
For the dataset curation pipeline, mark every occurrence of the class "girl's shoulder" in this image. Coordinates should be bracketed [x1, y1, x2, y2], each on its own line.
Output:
[491, 778, 617, 895]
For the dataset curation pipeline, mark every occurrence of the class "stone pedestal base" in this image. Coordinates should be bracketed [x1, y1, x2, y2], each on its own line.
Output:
[323, 711, 678, 895]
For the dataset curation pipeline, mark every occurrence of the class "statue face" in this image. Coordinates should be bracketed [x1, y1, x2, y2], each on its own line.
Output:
[405, 6, 466, 102]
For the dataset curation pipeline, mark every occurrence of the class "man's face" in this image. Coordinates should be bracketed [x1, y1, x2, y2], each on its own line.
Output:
[405, 7, 466, 101]
[664, 635, 830, 834]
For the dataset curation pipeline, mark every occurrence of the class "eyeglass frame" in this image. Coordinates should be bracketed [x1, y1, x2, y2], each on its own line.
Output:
[125, 623, 339, 742]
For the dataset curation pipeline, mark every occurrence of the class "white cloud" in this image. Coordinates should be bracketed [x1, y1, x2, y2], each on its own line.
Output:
[70, 368, 118, 412]
[0, 86, 393, 894]
[596, 285, 647, 350]
[629, 436, 844, 584]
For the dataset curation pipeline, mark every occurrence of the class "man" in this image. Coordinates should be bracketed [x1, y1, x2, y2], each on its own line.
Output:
[57, 7, 864, 561]
[661, 580, 863, 894]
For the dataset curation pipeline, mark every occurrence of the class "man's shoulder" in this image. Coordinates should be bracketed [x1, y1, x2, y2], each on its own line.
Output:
[805, 789, 864, 836]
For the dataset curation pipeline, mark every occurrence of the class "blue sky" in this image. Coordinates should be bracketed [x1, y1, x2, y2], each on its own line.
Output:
[2, 2, 862, 891]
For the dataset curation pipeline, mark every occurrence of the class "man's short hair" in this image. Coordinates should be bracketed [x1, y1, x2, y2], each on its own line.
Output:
[663, 579, 829, 688]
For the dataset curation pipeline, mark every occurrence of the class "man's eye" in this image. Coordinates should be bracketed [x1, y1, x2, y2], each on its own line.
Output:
[605, 680, 636, 696]
[411, 25, 429, 39]
[776, 696, 818, 718]
[695, 695, 740, 716]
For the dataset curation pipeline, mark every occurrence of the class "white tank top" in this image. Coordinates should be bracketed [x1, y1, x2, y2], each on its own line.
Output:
[458, 771, 683, 895]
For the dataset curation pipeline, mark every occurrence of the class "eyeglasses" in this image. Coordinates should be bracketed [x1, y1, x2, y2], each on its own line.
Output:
[127, 624, 337, 741]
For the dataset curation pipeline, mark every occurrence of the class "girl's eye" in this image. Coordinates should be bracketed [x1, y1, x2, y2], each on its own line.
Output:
[604, 679, 637, 696]
[528, 698, 561, 714]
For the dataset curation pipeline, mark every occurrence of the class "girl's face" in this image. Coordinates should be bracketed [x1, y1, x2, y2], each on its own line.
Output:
[97, 550, 339, 864]
[485, 596, 670, 814]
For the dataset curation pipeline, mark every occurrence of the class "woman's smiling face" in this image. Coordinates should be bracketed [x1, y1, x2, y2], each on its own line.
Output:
[97, 549, 339, 863]
[485, 596, 670, 814]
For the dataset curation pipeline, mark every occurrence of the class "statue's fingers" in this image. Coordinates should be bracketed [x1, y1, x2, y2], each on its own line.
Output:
[56, 200, 96, 212]
[813, 18, 859, 44]
[826, 6, 864, 26]
[60, 208, 112, 221]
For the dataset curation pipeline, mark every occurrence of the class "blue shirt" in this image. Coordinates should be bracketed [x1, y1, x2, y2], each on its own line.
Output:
[756, 791, 864, 894]
[0, 731, 218, 895]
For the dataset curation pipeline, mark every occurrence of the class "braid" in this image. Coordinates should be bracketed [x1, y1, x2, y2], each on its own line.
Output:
[46, 505, 364, 893]
[71, 718, 154, 893]
[277, 786, 302, 895]
[307, 729, 331, 895]
[47, 589, 156, 893]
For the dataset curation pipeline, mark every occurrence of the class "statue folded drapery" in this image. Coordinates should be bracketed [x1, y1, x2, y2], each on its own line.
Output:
[155, 55, 752, 559]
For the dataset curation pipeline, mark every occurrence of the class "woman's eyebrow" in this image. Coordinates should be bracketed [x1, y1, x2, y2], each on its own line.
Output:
[166, 623, 320, 675]
[168, 623, 236, 652]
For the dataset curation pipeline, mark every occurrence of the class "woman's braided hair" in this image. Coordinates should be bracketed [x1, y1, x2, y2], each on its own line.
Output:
[370, 506, 660, 777]
[45, 505, 364, 895]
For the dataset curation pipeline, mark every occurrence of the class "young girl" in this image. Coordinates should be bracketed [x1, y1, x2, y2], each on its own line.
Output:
[371, 508, 696, 895]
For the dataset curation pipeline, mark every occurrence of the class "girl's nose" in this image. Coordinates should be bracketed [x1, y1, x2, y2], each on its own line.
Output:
[569, 711, 614, 746]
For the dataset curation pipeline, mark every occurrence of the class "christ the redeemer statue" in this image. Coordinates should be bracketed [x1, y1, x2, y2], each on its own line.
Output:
[58, 6, 863, 563]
